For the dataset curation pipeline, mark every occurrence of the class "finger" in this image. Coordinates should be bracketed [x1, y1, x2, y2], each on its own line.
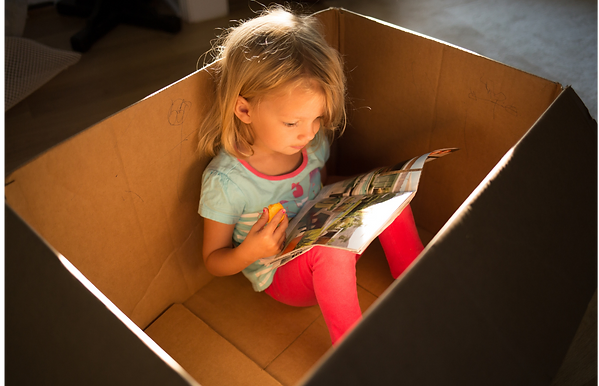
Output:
[251, 208, 269, 232]
[279, 233, 287, 249]
[273, 212, 289, 235]
[265, 208, 287, 230]
[275, 221, 289, 253]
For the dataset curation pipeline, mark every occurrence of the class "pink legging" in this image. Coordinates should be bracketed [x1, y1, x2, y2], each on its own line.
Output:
[265, 205, 424, 344]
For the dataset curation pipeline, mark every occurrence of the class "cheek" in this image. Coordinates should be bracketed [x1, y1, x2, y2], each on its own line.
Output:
[251, 117, 274, 139]
[313, 120, 321, 133]
[259, 122, 287, 145]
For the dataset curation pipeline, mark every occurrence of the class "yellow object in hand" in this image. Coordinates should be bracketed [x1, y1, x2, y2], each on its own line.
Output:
[267, 203, 285, 224]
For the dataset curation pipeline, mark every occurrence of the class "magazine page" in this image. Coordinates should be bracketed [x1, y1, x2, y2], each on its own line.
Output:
[257, 191, 415, 272]
[318, 148, 458, 199]
[257, 148, 458, 270]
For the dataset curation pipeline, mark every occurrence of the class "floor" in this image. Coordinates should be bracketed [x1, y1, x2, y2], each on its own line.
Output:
[5, 0, 597, 176]
[4, 1, 596, 385]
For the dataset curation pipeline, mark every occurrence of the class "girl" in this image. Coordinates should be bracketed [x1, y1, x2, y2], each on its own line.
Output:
[198, 6, 424, 345]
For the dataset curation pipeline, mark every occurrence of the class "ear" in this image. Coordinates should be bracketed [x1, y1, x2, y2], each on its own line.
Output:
[234, 96, 253, 124]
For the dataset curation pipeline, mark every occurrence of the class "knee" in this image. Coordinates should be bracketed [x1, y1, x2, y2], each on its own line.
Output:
[310, 246, 359, 268]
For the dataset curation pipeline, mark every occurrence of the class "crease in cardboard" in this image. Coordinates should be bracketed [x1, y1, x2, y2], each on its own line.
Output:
[109, 69, 212, 326]
[6, 127, 162, 317]
[107, 122, 170, 320]
[337, 8, 345, 58]
[146, 304, 282, 386]
[6, 8, 592, 385]
[130, 253, 183, 325]
[263, 316, 322, 370]
[177, 223, 208, 292]
[131, 224, 214, 324]
[157, 228, 196, 297]
[55, 252, 201, 386]
[428, 47, 446, 153]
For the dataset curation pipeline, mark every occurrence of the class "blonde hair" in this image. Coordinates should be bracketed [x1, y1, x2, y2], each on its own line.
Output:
[198, 6, 346, 158]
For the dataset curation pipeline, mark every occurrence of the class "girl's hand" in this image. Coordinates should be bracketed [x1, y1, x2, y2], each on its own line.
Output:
[201, 207, 288, 276]
[238, 207, 288, 262]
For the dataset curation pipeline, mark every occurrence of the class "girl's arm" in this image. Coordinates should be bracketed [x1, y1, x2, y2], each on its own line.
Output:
[202, 208, 288, 276]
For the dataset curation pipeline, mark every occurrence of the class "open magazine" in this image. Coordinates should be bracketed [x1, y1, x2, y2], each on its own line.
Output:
[257, 148, 459, 272]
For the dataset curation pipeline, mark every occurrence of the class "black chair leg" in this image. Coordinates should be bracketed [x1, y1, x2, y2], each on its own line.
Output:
[56, 0, 181, 53]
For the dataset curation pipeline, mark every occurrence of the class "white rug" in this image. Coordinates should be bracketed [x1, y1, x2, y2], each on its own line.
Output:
[5, 37, 82, 111]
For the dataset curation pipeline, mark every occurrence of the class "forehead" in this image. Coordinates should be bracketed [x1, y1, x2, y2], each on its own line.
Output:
[259, 79, 325, 115]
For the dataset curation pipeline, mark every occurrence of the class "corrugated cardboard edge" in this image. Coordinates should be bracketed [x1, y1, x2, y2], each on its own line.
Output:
[331, 8, 565, 92]
[300, 86, 597, 385]
[6, 205, 200, 386]
[3, 65, 212, 327]
[327, 7, 563, 235]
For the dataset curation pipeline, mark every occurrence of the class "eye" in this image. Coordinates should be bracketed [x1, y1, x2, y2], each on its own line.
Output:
[284, 122, 298, 127]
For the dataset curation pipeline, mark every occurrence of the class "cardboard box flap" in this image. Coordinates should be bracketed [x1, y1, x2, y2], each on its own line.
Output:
[301, 86, 597, 385]
[5, 205, 198, 386]
[4, 7, 563, 330]
[5, 7, 594, 385]
[4, 69, 216, 329]
[326, 8, 563, 233]
[145, 304, 282, 386]
[313, 7, 342, 53]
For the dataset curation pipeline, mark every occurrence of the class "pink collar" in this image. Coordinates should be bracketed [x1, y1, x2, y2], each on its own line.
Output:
[238, 148, 308, 181]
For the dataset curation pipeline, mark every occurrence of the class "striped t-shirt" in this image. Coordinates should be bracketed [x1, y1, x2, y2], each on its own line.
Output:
[199, 141, 329, 291]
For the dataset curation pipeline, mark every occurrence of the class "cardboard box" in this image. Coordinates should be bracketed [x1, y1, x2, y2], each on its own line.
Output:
[5, 8, 596, 386]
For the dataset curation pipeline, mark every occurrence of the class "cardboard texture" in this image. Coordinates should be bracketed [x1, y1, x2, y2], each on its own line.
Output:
[5, 205, 198, 386]
[331, 11, 562, 233]
[145, 304, 281, 386]
[5, 67, 215, 329]
[301, 86, 597, 386]
[5, 8, 595, 386]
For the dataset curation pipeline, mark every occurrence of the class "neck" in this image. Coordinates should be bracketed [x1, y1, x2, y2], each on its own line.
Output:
[245, 150, 303, 176]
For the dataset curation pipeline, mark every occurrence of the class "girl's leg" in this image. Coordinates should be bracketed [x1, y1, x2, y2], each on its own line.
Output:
[378, 205, 424, 279]
[265, 246, 362, 344]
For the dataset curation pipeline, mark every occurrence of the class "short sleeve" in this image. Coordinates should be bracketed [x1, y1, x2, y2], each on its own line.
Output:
[199, 170, 246, 225]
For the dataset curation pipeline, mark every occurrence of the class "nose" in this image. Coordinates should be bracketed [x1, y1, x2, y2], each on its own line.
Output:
[299, 119, 320, 141]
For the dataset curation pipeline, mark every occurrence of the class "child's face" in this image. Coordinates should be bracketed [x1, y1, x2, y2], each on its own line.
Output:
[236, 80, 325, 157]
